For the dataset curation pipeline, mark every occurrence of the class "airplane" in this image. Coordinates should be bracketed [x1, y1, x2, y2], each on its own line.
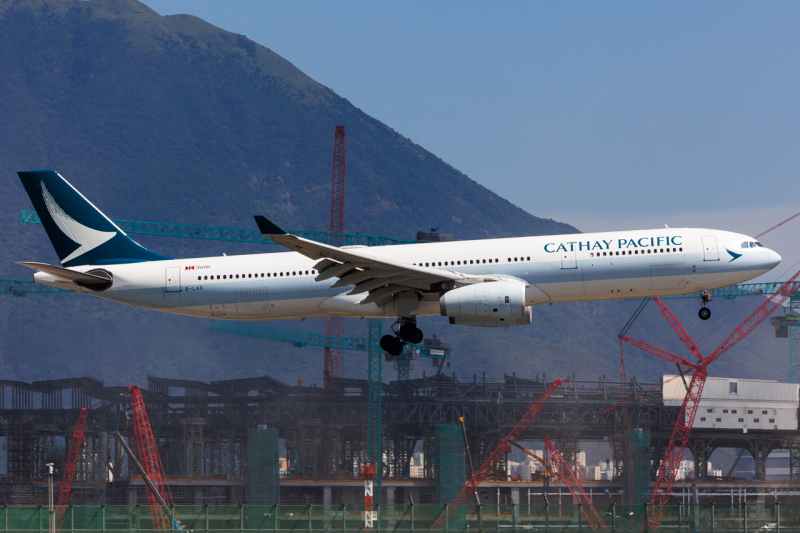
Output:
[16, 170, 781, 356]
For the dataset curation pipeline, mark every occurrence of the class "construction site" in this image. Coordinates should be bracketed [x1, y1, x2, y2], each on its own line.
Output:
[3, 126, 800, 532]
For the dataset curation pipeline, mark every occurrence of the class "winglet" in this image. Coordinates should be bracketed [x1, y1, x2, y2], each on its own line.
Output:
[253, 215, 287, 236]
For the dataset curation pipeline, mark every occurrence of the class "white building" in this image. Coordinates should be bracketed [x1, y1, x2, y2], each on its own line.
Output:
[662, 375, 798, 432]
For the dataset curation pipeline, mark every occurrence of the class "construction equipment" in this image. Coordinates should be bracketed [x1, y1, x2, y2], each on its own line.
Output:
[544, 436, 607, 531]
[323, 125, 346, 389]
[54, 408, 86, 529]
[19, 209, 416, 247]
[211, 321, 450, 375]
[127, 385, 176, 530]
[621, 272, 800, 530]
[429, 378, 567, 530]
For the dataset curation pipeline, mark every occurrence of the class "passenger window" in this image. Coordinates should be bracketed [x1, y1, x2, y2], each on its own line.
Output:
[306, 271, 309, 274]
[603, 252, 606, 256]
[508, 258, 511, 262]
[293, 271, 296, 276]
[514, 257, 518, 262]
[660, 249, 664, 253]
[217, 275, 220, 279]
[615, 252, 619, 256]
[457, 261, 461, 265]
[280, 273, 283, 277]
[248, 274, 252, 278]
[590, 253, 594, 257]
[488, 259, 492, 263]
[647, 249, 651, 254]
[527, 257, 530, 261]
[470, 260, 473, 264]
[438, 262, 442, 266]
[425, 263, 429, 267]
[482, 259, 486, 263]
[267, 273, 270, 277]
[679, 248, 683, 251]
[223, 275, 227, 279]
[198, 276, 201, 281]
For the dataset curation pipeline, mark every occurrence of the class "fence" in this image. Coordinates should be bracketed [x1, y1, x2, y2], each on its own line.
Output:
[0, 503, 797, 531]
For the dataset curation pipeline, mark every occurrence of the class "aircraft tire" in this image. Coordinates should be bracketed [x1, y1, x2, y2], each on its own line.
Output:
[699, 308, 711, 320]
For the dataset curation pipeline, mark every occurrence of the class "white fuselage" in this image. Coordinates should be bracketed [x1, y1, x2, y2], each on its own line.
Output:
[35, 228, 781, 321]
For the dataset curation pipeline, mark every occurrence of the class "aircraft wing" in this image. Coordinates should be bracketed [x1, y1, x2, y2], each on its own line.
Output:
[254, 216, 479, 306]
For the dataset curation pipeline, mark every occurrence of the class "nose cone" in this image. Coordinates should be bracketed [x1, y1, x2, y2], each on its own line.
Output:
[766, 249, 782, 270]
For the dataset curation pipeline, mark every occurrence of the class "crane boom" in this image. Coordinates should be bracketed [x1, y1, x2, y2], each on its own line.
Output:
[642, 271, 800, 530]
[54, 408, 86, 530]
[544, 436, 607, 531]
[429, 378, 567, 530]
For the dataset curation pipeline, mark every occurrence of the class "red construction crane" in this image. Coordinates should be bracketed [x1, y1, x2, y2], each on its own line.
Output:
[543, 436, 607, 532]
[54, 407, 86, 529]
[620, 272, 800, 529]
[429, 378, 567, 530]
[128, 385, 174, 530]
[324, 125, 346, 390]
[330, 125, 345, 239]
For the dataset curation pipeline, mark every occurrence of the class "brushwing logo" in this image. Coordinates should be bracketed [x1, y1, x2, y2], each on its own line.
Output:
[41, 181, 116, 263]
[726, 248, 742, 262]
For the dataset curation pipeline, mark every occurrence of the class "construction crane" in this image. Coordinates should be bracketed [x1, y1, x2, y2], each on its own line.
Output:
[620, 272, 800, 530]
[127, 385, 176, 530]
[324, 125, 347, 389]
[429, 378, 567, 530]
[54, 408, 86, 530]
[210, 321, 450, 377]
[507, 439, 552, 481]
[544, 436, 607, 532]
[19, 209, 416, 247]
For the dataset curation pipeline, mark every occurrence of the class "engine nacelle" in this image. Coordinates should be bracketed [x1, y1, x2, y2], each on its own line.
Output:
[440, 280, 526, 320]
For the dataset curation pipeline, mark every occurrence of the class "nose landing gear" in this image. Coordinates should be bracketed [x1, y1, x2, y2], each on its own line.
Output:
[699, 291, 712, 320]
[380, 318, 423, 356]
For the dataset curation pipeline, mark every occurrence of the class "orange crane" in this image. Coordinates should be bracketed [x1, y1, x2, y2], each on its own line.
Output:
[544, 436, 607, 531]
[429, 378, 567, 529]
[620, 272, 800, 530]
[127, 385, 176, 530]
[54, 408, 86, 530]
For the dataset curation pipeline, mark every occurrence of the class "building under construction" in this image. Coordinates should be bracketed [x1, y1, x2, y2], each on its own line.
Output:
[1, 369, 799, 509]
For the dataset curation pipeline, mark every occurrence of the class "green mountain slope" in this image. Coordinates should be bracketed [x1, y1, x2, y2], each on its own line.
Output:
[0, 0, 575, 242]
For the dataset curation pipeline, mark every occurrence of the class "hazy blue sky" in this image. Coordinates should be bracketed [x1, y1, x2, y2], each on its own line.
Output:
[144, 1, 800, 280]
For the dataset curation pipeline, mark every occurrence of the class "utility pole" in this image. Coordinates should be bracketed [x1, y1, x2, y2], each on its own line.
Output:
[46, 462, 55, 533]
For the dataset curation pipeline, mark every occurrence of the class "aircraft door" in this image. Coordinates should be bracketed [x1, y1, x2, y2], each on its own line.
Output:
[560, 249, 577, 269]
[702, 235, 719, 261]
[165, 267, 181, 292]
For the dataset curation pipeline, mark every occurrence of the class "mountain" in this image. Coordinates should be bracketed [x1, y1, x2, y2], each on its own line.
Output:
[0, 0, 575, 242]
[0, 0, 787, 398]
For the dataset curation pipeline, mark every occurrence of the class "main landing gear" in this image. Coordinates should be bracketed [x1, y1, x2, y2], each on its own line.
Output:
[380, 318, 423, 356]
[699, 291, 712, 321]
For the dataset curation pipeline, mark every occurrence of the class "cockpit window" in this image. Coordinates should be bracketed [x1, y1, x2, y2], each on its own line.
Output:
[750, 242, 758, 248]
[742, 242, 749, 249]
[755, 242, 764, 247]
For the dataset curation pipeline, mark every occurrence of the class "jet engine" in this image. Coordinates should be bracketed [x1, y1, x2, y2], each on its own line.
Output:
[440, 280, 526, 320]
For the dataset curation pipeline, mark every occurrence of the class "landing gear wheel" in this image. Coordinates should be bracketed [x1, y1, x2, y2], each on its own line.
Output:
[699, 308, 711, 321]
[380, 334, 404, 356]
[398, 322, 424, 344]
[399, 323, 424, 344]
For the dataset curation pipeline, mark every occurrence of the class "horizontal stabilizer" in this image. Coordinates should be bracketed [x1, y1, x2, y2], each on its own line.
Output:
[253, 215, 286, 236]
[17, 262, 113, 291]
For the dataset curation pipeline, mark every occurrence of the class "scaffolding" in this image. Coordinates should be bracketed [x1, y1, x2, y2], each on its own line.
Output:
[623, 429, 651, 523]
[246, 428, 279, 504]
[434, 425, 466, 528]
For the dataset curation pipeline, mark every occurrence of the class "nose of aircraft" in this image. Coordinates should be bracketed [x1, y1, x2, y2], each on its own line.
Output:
[766, 249, 782, 270]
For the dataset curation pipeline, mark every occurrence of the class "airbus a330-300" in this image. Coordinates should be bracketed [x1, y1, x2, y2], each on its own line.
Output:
[16, 170, 781, 355]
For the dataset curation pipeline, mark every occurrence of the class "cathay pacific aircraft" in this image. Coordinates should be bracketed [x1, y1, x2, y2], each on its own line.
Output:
[17, 170, 781, 355]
